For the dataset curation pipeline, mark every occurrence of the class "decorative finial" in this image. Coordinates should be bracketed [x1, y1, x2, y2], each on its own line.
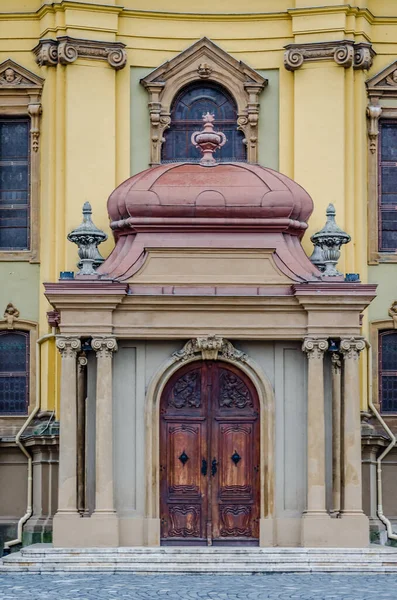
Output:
[310, 204, 351, 277]
[191, 113, 227, 166]
[67, 202, 107, 276]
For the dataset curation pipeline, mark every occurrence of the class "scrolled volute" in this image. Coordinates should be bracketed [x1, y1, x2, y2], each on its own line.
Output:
[56, 336, 81, 358]
[302, 338, 329, 359]
[340, 337, 366, 360]
[91, 337, 118, 358]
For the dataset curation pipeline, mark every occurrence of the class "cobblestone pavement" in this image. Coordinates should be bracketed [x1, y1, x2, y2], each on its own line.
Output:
[1, 573, 397, 599]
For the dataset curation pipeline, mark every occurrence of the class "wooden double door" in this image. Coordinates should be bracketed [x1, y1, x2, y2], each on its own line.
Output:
[160, 361, 260, 546]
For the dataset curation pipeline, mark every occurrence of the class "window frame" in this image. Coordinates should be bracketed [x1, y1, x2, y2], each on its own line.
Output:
[378, 329, 397, 415]
[0, 330, 30, 415]
[161, 81, 246, 164]
[0, 315, 37, 418]
[0, 116, 31, 252]
[0, 59, 43, 263]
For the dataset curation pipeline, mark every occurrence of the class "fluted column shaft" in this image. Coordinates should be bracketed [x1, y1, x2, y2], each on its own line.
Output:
[340, 337, 366, 515]
[56, 336, 81, 513]
[331, 353, 342, 515]
[92, 337, 118, 513]
[302, 338, 329, 515]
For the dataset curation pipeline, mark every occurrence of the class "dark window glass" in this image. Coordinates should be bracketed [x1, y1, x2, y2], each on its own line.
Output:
[162, 83, 245, 163]
[379, 331, 397, 413]
[0, 331, 29, 414]
[0, 119, 30, 250]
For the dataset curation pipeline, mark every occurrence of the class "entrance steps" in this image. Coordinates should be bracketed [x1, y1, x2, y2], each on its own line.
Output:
[3, 544, 397, 573]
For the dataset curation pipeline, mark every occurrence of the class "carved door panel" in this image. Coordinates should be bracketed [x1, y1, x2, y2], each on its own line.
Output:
[160, 361, 259, 546]
[211, 366, 260, 545]
[160, 364, 209, 545]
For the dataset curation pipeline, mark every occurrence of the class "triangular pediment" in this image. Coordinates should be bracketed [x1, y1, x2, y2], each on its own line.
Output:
[366, 60, 397, 97]
[141, 37, 267, 88]
[0, 59, 44, 89]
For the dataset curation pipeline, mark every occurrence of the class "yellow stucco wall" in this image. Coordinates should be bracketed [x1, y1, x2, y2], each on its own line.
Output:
[1, 0, 397, 412]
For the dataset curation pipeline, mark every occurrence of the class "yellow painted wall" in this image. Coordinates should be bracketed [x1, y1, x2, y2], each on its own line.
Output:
[1, 1, 397, 413]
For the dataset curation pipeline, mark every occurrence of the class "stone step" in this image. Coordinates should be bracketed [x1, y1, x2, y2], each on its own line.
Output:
[3, 545, 397, 573]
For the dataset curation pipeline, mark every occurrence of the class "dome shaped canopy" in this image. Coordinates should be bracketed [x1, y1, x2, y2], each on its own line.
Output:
[108, 161, 313, 233]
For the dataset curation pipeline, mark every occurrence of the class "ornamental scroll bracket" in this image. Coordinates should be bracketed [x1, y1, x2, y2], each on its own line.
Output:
[172, 336, 248, 363]
[33, 37, 127, 70]
[284, 40, 375, 72]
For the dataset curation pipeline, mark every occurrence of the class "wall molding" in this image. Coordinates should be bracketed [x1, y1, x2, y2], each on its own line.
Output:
[284, 40, 375, 71]
[33, 37, 127, 70]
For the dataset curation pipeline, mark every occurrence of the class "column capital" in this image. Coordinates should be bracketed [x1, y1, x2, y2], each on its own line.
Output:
[331, 352, 342, 374]
[302, 337, 328, 358]
[56, 336, 81, 358]
[340, 337, 366, 360]
[77, 351, 88, 372]
[92, 337, 118, 358]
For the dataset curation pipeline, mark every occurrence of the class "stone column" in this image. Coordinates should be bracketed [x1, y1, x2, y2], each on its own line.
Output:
[91, 337, 118, 515]
[340, 337, 366, 514]
[301, 338, 331, 546]
[77, 352, 87, 515]
[331, 353, 342, 515]
[55, 336, 81, 514]
[302, 337, 329, 514]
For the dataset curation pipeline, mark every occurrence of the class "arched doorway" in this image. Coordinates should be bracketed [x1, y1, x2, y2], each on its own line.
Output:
[160, 360, 260, 546]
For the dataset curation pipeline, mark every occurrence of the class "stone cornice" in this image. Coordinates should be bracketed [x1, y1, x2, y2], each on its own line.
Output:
[284, 40, 375, 72]
[33, 36, 127, 70]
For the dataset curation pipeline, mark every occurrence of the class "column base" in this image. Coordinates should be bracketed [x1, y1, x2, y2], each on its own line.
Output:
[301, 513, 332, 547]
[301, 512, 369, 547]
[53, 511, 119, 547]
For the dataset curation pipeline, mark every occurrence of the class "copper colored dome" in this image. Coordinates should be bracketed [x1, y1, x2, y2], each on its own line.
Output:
[108, 162, 314, 233]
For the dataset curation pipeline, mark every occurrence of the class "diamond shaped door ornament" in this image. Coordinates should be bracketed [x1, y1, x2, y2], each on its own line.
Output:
[179, 450, 189, 466]
[231, 451, 241, 466]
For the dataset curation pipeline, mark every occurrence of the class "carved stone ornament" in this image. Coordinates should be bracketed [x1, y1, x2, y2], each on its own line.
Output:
[310, 204, 351, 277]
[366, 102, 383, 154]
[197, 62, 213, 78]
[91, 337, 118, 359]
[67, 202, 108, 276]
[3, 303, 20, 329]
[78, 352, 88, 372]
[33, 39, 58, 67]
[173, 336, 248, 363]
[388, 301, 397, 328]
[302, 338, 329, 359]
[340, 337, 366, 360]
[33, 37, 127, 70]
[331, 352, 342, 374]
[284, 40, 374, 72]
[56, 336, 81, 359]
[140, 37, 267, 165]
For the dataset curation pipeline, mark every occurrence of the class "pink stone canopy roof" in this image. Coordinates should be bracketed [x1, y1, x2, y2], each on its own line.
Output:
[108, 162, 314, 234]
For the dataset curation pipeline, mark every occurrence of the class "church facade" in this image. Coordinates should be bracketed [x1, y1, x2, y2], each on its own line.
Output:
[1, 0, 397, 551]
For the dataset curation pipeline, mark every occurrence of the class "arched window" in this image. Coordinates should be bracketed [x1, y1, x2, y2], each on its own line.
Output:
[379, 330, 397, 413]
[162, 82, 246, 163]
[0, 330, 29, 414]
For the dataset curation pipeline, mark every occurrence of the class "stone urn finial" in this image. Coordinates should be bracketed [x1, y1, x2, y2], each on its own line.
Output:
[191, 113, 227, 166]
[67, 202, 108, 276]
[310, 204, 351, 277]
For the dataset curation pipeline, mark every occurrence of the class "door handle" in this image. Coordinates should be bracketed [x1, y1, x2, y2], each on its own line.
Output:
[211, 458, 218, 477]
[201, 458, 208, 476]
